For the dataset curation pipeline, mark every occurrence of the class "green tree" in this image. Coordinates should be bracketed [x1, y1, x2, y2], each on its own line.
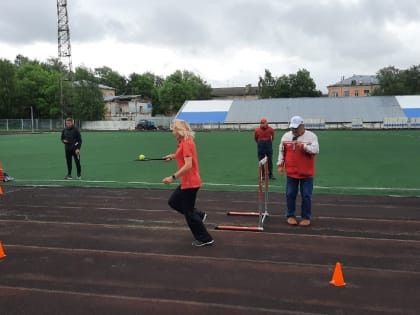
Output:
[0, 59, 17, 117]
[94, 66, 127, 95]
[258, 68, 321, 98]
[289, 69, 322, 97]
[126, 72, 166, 115]
[14, 62, 61, 118]
[403, 65, 420, 94]
[14, 54, 32, 67]
[156, 70, 211, 115]
[45, 57, 68, 74]
[74, 66, 98, 83]
[274, 74, 292, 98]
[373, 66, 403, 95]
[258, 69, 277, 98]
[373, 65, 420, 96]
[158, 78, 189, 115]
[126, 72, 156, 97]
[72, 80, 105, 120]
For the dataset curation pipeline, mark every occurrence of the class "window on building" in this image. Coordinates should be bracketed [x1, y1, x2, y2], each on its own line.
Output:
[344, 91, 350, 97]
[354, 90, 359, 96]
[364, 90, 370, 96]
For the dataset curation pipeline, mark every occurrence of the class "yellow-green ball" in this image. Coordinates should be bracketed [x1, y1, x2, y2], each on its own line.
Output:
[139, 154, 145, 160]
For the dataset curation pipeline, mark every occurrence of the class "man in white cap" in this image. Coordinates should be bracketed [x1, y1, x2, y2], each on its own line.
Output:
[276, 116, 319, 226]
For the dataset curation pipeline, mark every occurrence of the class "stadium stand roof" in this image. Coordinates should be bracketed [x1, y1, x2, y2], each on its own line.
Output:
[395, 95, 420, 118]
[226, 97, 403, 123]
[176, 96, 420, 124]
[176, 100, 232, 123]
[210, 85, 258, 99]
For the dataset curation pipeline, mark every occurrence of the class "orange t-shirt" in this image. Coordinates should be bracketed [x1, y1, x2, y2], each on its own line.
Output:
[175, 138, 202, 189]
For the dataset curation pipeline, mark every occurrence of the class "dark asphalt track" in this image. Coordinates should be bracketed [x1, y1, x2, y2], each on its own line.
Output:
[0, 186, 419, 314]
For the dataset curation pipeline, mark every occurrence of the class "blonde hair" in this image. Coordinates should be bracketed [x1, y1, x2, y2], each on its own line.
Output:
[172, 119, 195, 139]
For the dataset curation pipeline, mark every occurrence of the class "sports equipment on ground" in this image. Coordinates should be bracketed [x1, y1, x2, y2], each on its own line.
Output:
[215, 156, 269, 232]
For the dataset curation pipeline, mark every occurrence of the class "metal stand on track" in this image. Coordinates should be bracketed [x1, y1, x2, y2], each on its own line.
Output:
[216, 156, 269, 232]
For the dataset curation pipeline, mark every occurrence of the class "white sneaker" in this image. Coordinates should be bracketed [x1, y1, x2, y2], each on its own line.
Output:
[4, 176, 14, 182]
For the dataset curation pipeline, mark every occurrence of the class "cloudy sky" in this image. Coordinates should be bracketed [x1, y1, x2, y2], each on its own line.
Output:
[1, 0, 419, 92]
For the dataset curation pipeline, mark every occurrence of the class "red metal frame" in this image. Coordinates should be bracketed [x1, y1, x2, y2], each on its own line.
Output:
[215, 157, 269, 232]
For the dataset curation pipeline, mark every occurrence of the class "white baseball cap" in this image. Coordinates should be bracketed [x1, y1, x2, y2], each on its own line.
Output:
[289, 116, 304, 128]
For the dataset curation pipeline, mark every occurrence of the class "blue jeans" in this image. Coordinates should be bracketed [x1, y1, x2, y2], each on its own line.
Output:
[285, 176, 314, 220]
[257, 141, 273, 177]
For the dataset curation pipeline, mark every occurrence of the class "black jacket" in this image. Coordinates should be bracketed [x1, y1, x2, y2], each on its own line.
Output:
[61, 126, 82, 151]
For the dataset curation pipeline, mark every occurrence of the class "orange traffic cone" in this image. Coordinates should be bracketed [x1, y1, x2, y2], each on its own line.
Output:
[330, 262, 346, 287]
[0, 241, 6, 259]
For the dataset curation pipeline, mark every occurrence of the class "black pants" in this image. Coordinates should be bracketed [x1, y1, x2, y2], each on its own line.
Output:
[257, 141, 273, 177]
[65, 149, 81, 176]
[168, 185, 213, 242]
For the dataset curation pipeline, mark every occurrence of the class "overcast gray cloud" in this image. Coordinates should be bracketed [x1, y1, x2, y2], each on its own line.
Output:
[1, 0, 420, 92]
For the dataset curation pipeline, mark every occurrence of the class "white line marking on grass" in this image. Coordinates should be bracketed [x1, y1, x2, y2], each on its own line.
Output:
[11, 179, 420, 193]
[315, 185, 420, 192]
[204, 182, 257, 188]
[15, 179, 117, 183]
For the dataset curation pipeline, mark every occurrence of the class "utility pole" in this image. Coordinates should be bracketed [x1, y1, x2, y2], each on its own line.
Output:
[57, 0, 73, 121]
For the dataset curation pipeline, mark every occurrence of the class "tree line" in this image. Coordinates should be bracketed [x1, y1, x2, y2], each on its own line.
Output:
[372, 65, 420, 96]
[1, 54, 419, 120]
[0, 55, 213, 120]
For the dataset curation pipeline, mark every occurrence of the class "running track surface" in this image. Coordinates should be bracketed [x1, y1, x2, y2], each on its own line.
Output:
[0, 186, 419, 315]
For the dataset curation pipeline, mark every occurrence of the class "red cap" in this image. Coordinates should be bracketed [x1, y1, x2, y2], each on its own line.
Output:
[260, 118, 268, 124]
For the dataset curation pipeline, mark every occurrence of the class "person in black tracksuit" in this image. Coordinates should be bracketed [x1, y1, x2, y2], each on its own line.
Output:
[61, 118, 82, 180]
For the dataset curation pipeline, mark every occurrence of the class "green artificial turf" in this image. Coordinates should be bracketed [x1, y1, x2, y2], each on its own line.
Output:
[1, 130, 419, 196]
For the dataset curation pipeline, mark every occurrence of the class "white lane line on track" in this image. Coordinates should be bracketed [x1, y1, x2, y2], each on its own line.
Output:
[4, 243, 420, 274]
[1, 219, 419, 245]
[0, 219, 186, 230]
[0, 285, 317, 315]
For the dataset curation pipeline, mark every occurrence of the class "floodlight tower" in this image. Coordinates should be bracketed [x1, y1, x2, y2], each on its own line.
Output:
[57, 0, 73, 119]
[57, 0, 73, 74]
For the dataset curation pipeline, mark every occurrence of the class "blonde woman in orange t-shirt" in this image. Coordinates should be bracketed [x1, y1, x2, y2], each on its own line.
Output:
[163, 119, 214, 247]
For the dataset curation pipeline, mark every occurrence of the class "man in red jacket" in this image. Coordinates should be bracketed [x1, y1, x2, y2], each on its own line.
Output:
[277, 116, 319, 227]
[254, 118, 275, 179]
